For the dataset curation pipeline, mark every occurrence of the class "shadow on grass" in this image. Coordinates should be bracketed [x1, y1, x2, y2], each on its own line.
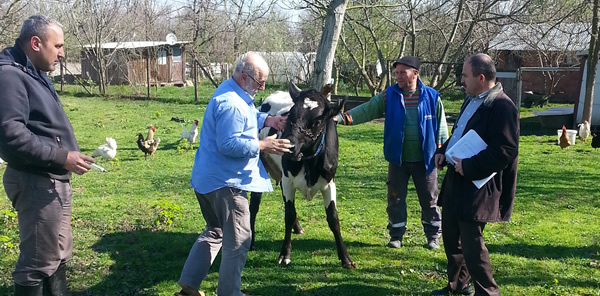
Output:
[489, 243, 599, 261]
[73, 230, 442, 296]
[0, 284, 10, 296]
[254, 283, 424, 296]
[520, 116, 560, 137]
[73, 230, 197, 296]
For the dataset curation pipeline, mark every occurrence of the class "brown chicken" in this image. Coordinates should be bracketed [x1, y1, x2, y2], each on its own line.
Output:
[559, 125, 571, 150]
[137, 126, 160, 159]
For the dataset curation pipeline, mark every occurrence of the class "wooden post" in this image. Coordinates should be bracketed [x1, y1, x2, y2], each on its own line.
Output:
[193, 57, 198, 103]
[197, 59, 218, 88]
[146, 49, 151, 99]
[516, 68, 522, 116]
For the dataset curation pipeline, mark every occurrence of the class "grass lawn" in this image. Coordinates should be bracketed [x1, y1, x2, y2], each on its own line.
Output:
[0, 84, 599, 296]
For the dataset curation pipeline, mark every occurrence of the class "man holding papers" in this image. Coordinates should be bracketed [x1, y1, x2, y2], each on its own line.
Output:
[432, 53, 519, 296]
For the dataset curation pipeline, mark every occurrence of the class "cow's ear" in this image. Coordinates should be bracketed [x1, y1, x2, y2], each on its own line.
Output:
[317, 98, 347, 125]
[289, 81, 302, 99]
[320, 84, 333, 96]
[329, 98, 347, 115]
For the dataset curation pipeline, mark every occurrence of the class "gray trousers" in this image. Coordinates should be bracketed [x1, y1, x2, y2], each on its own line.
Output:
[386, 161, 442, 240]
[3, 167, 73, 286]
[179, 187, 251, 296]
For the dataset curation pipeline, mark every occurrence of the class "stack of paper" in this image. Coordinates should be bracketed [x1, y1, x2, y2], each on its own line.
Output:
[445, 129, 496, 189]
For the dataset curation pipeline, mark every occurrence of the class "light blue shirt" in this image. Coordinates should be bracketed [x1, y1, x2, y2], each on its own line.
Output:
[447, 90, 489, 150]
[190, 78, 272, 194]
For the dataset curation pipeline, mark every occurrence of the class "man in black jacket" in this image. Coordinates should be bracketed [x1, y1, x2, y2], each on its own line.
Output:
[432, 53, 519, 296]
[0, 15, 95, 296]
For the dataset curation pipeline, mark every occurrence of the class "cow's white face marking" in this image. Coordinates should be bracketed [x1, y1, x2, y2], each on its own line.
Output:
[303, 98, 319, 110]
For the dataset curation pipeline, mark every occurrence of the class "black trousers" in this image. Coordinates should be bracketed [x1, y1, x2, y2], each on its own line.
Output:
[441, 208, 500, 296]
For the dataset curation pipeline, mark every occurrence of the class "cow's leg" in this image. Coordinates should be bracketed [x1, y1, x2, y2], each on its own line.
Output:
[282, 194, 304, 234]
[278, 183, 296, 266]
[249, 192, 262, 251]
[322, 181, 357, 269]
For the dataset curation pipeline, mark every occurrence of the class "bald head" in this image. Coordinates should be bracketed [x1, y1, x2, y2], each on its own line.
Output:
[234, 52, 269, 77]
[233, 52, 269, 97]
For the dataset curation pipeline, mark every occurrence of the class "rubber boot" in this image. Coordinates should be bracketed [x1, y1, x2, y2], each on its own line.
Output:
[43, 263, 70, 296]
[14, 283, 43, 296]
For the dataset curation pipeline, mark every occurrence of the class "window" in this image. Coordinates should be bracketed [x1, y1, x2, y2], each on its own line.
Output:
[172, 47, 182, 63]
[157, 50, 167, 65]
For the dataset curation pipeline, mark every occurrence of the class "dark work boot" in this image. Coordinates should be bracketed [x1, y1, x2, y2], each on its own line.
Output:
[43, 263, 70, 296]
[15, 283, 43, 296]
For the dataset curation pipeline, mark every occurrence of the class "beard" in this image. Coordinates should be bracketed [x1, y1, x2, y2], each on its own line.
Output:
[244, 80, 258, 97]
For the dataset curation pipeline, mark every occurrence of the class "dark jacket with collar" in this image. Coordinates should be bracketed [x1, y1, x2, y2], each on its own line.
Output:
[0, 42, 79, 180]
[436, 83, 519, 222]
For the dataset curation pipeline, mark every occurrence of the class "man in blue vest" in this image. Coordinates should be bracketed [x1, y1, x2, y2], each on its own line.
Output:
[337, 56, 449, 249]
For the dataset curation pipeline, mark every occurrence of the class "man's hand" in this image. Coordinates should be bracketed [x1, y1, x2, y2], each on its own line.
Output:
[435, 153, 446, 170]
[64, 151, 94, 175]
[264, 115, 288, 131]
[452, 156, 464, 176]
[259, 134, 293, 155]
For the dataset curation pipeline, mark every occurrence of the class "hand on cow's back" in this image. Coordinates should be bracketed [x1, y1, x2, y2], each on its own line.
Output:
[259, 134, 292, 155]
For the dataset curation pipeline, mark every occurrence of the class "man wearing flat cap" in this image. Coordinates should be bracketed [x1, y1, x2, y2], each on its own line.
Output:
[337, 56, 448, 250]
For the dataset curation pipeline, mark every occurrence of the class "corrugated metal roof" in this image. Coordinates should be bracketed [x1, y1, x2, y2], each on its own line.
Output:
[83, 41, 190, 49]
[489, 23, 590, 51]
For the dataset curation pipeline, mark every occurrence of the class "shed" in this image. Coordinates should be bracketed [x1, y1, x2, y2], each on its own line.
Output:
[489, 23, 590, 102]
[81, 41, 190, 86]
[257, 51, 315, 84]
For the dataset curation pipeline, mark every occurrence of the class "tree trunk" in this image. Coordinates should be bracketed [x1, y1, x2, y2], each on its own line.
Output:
[311, 0, 349, 91]
[583, 0, 600, 124]
[431, 0, 465, 88]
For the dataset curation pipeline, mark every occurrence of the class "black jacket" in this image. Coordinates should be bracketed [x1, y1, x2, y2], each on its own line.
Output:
[0, 42, 79, 179]
[436, 83, 519, 222]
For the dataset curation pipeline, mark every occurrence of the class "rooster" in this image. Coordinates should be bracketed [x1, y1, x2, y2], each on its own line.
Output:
[578, 120, 591, 142]
[592, 133, 600, 151]
[137, 133, 161, 159]
[559, 125, 571, 150]
[181, 119, 199, 149]
[146, 125, 155, 145]
[91, 137, 117, 160]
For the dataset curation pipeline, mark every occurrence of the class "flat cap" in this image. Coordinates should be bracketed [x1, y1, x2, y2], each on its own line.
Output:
[392, 56, 420, 70]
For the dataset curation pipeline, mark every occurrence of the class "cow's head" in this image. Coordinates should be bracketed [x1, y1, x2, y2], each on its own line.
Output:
[281, 81, 345, 161]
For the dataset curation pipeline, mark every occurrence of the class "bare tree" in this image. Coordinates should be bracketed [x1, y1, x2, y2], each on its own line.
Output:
[224, 0, 277, 59]
[310, 0, 349, 91]
[61, 0, 135, 95]
[0, 0, 27, 47]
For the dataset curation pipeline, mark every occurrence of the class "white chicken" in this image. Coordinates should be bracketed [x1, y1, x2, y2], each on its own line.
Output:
[0, 157, 4, 165]
[181, 119, 199, 147]
[91, 137, 117, 160]
[578, 120, 591, 142]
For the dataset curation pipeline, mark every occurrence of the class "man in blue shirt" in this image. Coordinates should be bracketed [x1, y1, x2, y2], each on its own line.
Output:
[176, 52, 292, 296]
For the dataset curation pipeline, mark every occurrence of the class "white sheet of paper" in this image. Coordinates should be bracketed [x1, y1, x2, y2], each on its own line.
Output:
[445, 129, 495, 189]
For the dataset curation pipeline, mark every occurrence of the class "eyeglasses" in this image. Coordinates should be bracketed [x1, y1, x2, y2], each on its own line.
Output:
[245, 72, 265, 88]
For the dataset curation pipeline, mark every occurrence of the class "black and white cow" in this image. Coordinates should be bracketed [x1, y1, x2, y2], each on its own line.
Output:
[250, 82, 356, 269]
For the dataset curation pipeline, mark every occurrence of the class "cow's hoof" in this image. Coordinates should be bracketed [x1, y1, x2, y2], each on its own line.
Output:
[292, 226, 305, 234]
[342, 261, 358, 269]
[277, 256, 291, 266]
